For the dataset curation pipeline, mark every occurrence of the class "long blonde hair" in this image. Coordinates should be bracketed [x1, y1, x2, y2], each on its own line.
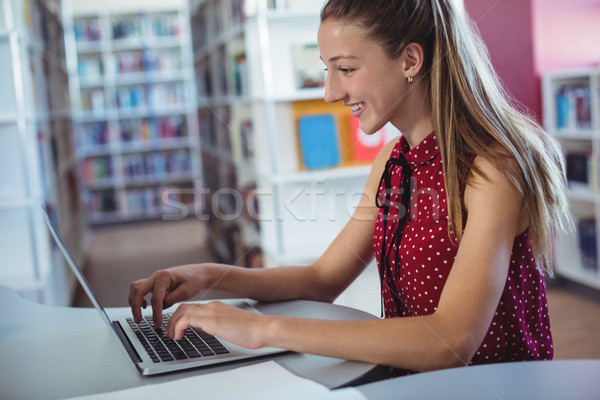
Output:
[321, 0, 573, 271]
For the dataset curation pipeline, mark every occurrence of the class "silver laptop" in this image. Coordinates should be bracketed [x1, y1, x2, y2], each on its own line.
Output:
[43, 208, 287, 375]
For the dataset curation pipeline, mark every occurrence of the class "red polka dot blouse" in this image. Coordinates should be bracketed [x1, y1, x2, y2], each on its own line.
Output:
[373, 132, 553, 364]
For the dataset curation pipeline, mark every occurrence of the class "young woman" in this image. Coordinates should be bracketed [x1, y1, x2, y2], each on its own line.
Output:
[129, 0, 572, 372]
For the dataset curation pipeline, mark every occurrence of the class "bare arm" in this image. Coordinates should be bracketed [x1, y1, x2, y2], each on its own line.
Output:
[166, 156, 528, 372]
[129, 138, 398, 326]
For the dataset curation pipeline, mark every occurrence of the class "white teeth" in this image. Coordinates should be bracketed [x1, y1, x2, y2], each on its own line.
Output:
[351, 103, 364, 111]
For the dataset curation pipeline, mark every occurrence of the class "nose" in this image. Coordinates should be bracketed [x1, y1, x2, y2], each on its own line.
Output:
[323, 72, 345, 104]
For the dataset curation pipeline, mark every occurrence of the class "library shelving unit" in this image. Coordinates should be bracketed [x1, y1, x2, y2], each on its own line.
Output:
[189, 0, 257, 266]
[63, 0, 201, 225]
[542, 66, 600, 290]
[0, 0, 85, 305]
[189, 0, 396, 280]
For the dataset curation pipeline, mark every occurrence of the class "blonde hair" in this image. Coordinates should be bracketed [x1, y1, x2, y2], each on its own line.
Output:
[321, 0, 573, 271]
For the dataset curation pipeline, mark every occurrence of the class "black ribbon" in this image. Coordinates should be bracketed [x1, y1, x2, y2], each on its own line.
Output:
[375, 155, 413, 317]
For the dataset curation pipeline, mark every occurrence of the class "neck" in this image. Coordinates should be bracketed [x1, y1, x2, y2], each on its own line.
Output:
[393, 116, 434, 149]
[389, 80, 434, 148]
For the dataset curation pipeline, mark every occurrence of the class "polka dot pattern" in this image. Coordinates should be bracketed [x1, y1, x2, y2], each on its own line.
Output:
[373, 132, 553, 364]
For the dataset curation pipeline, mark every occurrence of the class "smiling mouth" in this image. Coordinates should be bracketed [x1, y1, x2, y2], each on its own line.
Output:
[350, 102, 364, 111]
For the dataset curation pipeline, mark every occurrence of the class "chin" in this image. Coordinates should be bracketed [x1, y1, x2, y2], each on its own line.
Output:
[360, 120, 386, 135]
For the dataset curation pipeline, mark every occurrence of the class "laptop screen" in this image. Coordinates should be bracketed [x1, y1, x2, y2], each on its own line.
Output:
[42, 208, 114, 329]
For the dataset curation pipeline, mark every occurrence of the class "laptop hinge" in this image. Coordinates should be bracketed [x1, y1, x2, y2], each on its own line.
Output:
[112, 321, 142, 363]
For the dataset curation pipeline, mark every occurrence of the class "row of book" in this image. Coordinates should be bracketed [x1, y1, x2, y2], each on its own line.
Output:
[122, 150, 192, 178]
[555, 85, 593, 132]
[85, 184, 194, 217]
[80, 150, 192, 182]
[79, 49, 183, 78]
[80, 83, 186, 112]
[77, 116, 188, 149]
[121, 117, 188, 143]
[74, 13, 181, 44]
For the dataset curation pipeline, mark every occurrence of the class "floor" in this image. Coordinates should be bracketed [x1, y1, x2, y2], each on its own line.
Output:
[74, 218, 600, 360]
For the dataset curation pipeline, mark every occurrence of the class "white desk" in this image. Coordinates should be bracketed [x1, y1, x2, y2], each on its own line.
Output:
[0, 284, 381, 399]
[3, 284, 599, 400]
[357, 357, 600, 399]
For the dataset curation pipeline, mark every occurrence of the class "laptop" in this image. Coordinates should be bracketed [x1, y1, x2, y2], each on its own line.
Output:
[42, 209, 287, 375]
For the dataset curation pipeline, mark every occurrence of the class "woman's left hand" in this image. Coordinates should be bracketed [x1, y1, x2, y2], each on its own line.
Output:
[165, 301, 269, 350]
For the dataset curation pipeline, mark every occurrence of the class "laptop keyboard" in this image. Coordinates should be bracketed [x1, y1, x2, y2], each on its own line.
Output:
[126, 314, 230, 363]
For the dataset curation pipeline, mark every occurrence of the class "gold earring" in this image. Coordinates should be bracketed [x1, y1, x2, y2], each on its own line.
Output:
[408, 76, 413, 84]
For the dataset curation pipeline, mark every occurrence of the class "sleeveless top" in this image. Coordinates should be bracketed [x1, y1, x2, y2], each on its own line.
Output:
[373, 132, 553, 364]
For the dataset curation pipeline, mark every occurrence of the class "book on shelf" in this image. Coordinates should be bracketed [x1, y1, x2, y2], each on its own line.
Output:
[232, 52, 248, 96]
[144, 48, 183, 72]
[78, 57, 103, 79]
[578, 219, 598, 271]
[565, 151, 596, 191]
[555, 85, 592, 131]
[112, 16, 142, 41]
[122, 150, 192, 179]
[291, 43, 325, 90]
[298, 113, 341, 170]
[81, 157, 113, 182]
[150, 13, 181, 38]
[348, 115, 386, 163]
[115, 51, 144, 74]
[73, 18, 101, 43]
[79, 122, 109, 149]
[120, 117, 186, 145]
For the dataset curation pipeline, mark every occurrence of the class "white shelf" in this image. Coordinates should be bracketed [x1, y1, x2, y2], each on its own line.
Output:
[543, 66, 600, 290]
[270, 165, 371, 185]
[0, 0, 84, 306]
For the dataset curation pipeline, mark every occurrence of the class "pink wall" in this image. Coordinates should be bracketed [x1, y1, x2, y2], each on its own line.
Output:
[464, 0, 600, 122]
[532, 0, 600, 73]
[463, 0, 540, 118]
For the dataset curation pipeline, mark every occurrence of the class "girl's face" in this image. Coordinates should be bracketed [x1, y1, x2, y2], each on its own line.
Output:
[317, 19, 408, 134]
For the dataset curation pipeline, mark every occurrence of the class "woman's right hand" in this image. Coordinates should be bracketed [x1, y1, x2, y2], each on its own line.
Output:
[128, 264, 212, 328]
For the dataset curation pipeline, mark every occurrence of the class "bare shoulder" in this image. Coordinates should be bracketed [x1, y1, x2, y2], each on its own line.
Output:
[464, 154, 524, 226]
[467, 153, 519, 191]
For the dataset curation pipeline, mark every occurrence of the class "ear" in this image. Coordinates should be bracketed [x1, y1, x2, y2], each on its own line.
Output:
[402, 42, 425, 79]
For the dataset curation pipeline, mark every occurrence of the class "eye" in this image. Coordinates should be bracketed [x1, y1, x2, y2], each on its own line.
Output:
[338, 67, 355, 75]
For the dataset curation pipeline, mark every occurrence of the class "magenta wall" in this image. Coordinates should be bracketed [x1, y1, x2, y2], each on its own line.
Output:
[463, 0, 540, 118]
[464, 0, 600, 122]
[532, 0, 600, 72]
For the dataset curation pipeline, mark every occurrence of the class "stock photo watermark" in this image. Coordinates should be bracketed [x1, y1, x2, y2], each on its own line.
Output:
[160, 180, 441, 223]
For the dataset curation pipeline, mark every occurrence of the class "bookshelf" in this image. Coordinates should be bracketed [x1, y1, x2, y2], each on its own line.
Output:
[0, 0, 85, 305]
[64, 0, 201, 225]
[542, 66, 600, 290]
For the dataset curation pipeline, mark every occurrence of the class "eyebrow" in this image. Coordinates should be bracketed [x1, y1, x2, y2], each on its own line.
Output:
[321, 55, 359, 63]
